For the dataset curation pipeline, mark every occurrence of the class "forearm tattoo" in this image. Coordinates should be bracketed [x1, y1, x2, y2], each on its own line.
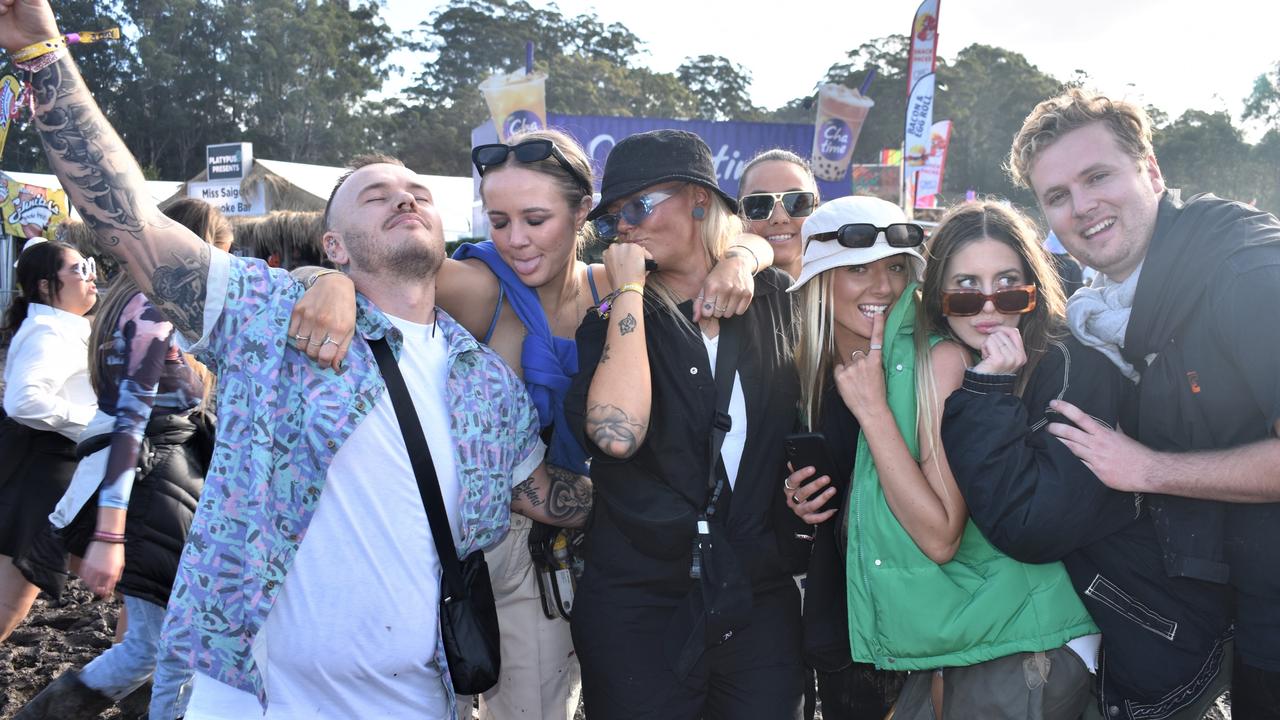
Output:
[619, 312, 636, 336]
[33, 57, 208, 339]
[584, 403, 647, 457]
[546, 465, 592, 524]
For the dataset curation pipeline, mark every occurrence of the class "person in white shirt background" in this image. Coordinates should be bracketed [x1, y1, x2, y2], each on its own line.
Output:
[0, 239, 98, 642]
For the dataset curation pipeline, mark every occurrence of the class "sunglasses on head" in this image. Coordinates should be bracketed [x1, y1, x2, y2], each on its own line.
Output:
[66, 257, 96, 282]
[739, 191, 816, 221]
[805, 223, 925, 252]
[471, 139, 591, 192]
[941, 285, 1037, 317]
[593, 188, 680, 241]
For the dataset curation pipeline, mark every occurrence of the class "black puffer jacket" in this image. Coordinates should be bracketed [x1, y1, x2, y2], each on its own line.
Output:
[942, 336, 1233, 720]
[64, 411, 213, 607]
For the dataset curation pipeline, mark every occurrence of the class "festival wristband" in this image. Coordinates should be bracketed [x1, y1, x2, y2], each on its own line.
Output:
[596, 282, 644, 319]
[91, 531, 126, 544]
[12, 36, 67, 64]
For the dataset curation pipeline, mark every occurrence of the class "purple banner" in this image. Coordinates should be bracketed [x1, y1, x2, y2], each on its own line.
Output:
[471, 114, 853, 207]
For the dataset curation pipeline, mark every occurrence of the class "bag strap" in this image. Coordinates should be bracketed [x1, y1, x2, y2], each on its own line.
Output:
[369, 336, 465, 599]
[703, 318, 741, 520]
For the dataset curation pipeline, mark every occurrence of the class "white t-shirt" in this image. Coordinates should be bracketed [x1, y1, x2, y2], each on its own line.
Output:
[702, 332, 747, 489]
[186, 316, 465, 719]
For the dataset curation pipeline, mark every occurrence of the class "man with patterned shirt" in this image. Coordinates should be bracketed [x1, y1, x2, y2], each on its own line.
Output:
[0, 2, 591, 718]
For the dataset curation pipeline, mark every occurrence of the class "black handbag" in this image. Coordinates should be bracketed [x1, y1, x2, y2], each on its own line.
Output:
[370, 337, 502, 695]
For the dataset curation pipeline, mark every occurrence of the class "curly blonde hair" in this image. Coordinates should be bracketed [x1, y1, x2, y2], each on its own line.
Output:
[1008, 88, 1154, 190]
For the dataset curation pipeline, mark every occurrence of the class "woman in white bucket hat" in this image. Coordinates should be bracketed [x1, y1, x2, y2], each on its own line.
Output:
[784, 196, 1096, 720]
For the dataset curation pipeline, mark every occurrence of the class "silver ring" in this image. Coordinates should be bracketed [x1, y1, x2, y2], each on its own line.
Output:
[292, 334, 309, 342]
[851, 350, 865, 360]
[715, 305, 728, 313]
[322, 337, 340, 346]
[784, 479, 797, 492]
[308, 336, 325, 346]
[869, 343, 883, 351]
[792, 493, 801, 505]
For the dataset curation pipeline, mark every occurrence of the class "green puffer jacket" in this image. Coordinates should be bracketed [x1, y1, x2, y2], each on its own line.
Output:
[845, 285, 1097, 671]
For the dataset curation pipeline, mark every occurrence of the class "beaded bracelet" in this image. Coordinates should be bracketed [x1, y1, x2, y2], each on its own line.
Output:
[595, 282, 644, 319]
[12, 36, 66, 63]
[91, 531, 126, 544]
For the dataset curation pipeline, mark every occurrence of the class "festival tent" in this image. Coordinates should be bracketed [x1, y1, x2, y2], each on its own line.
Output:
[166, 158, 475, 244]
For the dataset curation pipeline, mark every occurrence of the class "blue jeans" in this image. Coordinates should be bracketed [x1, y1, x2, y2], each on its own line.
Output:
[78, 594, 193, 719]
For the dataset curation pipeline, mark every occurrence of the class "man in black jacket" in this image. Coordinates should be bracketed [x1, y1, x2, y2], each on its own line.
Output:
[1010, 88, 1280, 719]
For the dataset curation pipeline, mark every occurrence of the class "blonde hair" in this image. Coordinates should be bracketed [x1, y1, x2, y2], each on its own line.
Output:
[1009, 88, 1155, 190]
[479, 127, 597, 254]
[644, 188, 744, 327]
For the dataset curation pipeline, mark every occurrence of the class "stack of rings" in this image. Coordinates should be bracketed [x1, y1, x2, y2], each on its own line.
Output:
[292, 334, 339, 347]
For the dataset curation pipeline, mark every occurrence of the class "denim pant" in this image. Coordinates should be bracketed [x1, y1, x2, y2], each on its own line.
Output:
[78, 594, 193, 719]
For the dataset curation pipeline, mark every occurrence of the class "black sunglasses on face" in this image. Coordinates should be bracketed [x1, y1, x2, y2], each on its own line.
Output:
[805, 222, 925, 251]
[471, 139, 591, 192]
[941, 285, 1038, 317]
[739, 191, 817, 221]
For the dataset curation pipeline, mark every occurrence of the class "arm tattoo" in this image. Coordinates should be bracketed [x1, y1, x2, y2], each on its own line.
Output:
[513, 467, 593, 528]
[515, 477, 543, 508]
[31, 56, 209, 340]
[584, 403, 647, 458]
[33, 59, 144, 237]
[600, 342, 611, 365]
[619, 312, 637, 336]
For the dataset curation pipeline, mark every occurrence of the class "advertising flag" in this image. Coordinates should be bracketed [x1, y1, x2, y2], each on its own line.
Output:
[914, 120, 952, 208]
[907, 0, 940, 99]
[904, 73, 935, 172]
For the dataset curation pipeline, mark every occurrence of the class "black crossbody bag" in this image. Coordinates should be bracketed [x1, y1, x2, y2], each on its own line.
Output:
[370, 337, 501, 695]
[666, 318, 754, 679]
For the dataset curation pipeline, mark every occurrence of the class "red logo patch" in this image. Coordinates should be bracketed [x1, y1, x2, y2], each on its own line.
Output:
[1187, 371, 1201, 394]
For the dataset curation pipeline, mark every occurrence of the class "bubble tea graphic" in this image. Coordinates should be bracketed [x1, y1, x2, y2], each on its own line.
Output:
[810, 83, 875, 182]
[480, 70, 549, 142]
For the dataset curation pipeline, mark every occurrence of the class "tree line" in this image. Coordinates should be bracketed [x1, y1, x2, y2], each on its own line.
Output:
[6, 0, 1279, 215]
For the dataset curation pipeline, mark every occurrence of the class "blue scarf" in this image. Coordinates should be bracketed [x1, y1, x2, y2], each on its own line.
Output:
[452, 241, 589, 475]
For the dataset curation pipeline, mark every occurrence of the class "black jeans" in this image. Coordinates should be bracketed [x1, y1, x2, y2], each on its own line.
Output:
[573, 583, 805, 720]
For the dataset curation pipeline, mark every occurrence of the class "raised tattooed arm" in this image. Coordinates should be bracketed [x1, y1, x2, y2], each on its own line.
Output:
[10, 4, 213, 341]
[511, 463, 594, 528]
[584, 243, 652, 458]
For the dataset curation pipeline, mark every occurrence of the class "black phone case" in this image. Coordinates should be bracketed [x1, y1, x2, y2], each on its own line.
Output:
[784, 432, 840, 511]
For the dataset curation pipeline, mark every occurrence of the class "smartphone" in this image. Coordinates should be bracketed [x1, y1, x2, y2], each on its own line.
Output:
[784, 432, 840, 509]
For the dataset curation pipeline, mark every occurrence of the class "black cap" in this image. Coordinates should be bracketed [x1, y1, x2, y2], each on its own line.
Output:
[587, 129, 738, 220]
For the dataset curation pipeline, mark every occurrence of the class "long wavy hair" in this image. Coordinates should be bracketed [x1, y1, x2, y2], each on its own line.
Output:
[918, 200, 1067, 396]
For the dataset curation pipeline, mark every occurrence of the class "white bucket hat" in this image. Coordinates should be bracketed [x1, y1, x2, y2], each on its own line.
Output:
[786, 196, 927, 292]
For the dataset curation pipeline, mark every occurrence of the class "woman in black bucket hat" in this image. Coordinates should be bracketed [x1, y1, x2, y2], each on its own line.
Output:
[566, 129, 811, 719]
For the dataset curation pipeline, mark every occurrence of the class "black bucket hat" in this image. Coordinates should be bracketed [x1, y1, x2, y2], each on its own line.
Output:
[587, 129, 738, 220]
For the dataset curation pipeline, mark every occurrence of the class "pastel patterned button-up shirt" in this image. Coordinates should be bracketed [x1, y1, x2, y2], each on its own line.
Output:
[159, 250, 541, 709]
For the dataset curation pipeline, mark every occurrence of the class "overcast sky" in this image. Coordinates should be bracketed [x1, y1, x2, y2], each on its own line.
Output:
[382, 0, 1277, 139]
